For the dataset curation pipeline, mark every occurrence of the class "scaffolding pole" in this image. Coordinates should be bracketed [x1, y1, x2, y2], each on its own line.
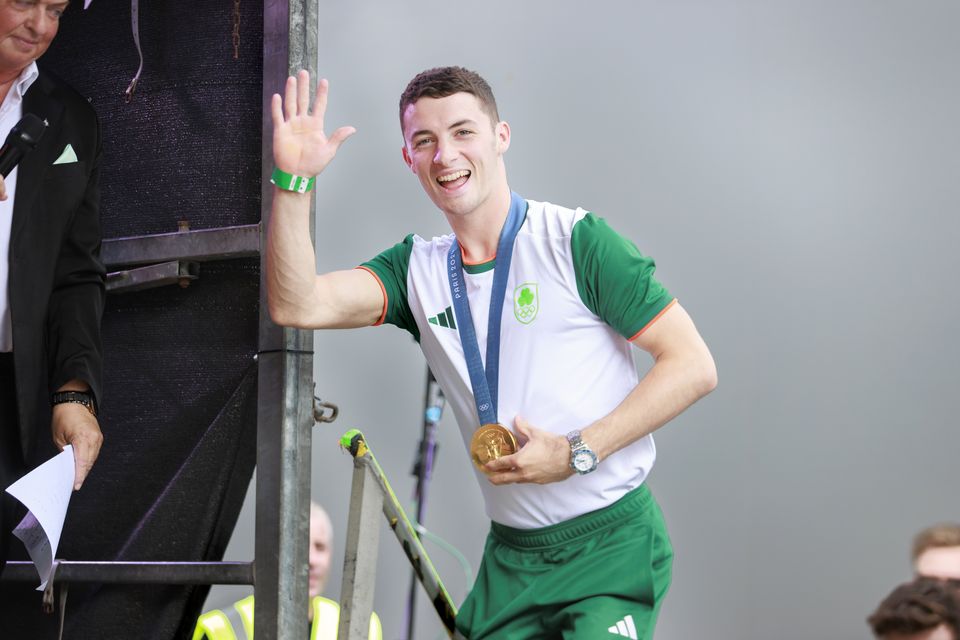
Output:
[256, 1, 319, 639]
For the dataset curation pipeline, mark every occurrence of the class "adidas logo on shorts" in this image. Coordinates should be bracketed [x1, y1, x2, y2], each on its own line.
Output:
[608, 614, 638, 639]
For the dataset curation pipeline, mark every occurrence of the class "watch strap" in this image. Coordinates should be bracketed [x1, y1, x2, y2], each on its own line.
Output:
[52, 390, 97, 417]
[566, 429, 584, 449]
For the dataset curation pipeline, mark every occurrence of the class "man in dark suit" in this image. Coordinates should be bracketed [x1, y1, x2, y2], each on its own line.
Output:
[0, 0, 104, 559]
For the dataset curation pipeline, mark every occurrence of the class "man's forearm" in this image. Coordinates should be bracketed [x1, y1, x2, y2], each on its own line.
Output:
[582, 345, 717, 462]
[265, 188, 320, 327]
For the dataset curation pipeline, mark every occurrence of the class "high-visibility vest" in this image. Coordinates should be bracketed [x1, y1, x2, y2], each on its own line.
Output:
[193, 595, 382, 640]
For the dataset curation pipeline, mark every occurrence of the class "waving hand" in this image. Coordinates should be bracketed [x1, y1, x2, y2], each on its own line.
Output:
[271, 70, 356, 177]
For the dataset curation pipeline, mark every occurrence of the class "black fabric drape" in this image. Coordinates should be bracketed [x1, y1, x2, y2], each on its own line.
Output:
[0, 2, 264, 638]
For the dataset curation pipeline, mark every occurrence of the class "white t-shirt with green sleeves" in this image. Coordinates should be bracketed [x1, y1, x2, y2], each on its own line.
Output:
[360, 197, 675, 529]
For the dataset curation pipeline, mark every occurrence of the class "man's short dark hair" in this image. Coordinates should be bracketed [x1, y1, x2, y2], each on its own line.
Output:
[867, 577, 960, 639]
[398, 66, 500, 133]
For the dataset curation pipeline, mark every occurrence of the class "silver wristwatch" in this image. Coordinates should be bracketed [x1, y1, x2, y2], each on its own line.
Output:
[565, 430, 598, 475]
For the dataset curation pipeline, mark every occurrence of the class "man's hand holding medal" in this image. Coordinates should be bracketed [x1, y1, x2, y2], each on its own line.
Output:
[475, 417, 575, 485]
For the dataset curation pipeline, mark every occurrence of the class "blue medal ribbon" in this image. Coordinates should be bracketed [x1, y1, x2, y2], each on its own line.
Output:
[446, 192, 527, 425]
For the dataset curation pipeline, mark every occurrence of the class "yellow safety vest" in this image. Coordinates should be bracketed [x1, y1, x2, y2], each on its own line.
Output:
[193, 595, 382, 640]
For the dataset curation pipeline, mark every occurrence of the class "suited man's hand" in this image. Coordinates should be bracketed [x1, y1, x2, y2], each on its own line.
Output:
[0, 175, 6, 200]
[52, 403, 103, 490]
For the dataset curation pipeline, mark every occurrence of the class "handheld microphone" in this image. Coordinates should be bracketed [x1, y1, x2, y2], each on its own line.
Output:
[0, 114, 47, 177]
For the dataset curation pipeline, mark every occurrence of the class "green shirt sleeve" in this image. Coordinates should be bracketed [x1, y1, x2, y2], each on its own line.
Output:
[571, 213, 674, 340]
[360, 235, 420, 342]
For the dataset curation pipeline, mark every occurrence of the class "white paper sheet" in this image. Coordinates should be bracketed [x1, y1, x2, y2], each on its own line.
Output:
[5, 445, 75, 590]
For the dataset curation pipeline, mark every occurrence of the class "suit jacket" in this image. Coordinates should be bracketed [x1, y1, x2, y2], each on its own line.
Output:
[7, 66, 104, 460]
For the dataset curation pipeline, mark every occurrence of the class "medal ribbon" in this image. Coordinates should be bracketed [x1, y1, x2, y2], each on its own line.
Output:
[446, 192, 527, 425]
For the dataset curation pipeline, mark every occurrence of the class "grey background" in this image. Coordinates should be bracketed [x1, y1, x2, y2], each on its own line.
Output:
[210, 2, 960, 638]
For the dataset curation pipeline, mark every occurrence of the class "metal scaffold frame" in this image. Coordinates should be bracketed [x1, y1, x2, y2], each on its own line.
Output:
[2, 3, 319, 639]
[254, 1, 319, 637]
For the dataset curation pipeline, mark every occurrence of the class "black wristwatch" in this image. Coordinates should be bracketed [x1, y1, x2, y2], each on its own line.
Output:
[566, 430, 598, 475]
[52, 390, 97, 417]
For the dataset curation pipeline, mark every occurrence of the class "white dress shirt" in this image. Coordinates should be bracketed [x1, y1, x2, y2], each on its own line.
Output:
[0, 62, 39, 352]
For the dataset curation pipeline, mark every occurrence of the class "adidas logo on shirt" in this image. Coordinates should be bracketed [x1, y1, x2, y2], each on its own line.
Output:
[427, 306, 457, 330]
[608, 614, 638, 639]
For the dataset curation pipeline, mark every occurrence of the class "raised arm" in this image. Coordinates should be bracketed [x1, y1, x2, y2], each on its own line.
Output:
[265, 70, 384, 329]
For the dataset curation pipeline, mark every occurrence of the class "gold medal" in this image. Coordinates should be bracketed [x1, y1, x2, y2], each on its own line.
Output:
[470, 423, 518, 472]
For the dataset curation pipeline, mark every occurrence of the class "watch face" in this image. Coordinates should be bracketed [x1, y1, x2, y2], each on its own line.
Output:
[572, 450, 597, 473]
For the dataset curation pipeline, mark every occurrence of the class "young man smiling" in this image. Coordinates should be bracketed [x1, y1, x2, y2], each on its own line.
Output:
[266, 66, 717, 639]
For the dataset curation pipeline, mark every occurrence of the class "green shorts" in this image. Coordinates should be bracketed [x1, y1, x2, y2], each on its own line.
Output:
[455, 484, 673, 640]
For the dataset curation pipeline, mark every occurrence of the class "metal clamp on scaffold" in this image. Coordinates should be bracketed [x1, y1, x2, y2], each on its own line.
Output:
[339, 429, 460, 639]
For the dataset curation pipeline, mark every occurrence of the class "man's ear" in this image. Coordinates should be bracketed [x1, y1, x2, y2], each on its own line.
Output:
[401, 145, 414, 171]
[496, 121, 511, 154]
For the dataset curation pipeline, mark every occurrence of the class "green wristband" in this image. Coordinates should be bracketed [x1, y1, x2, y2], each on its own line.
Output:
[271, 167, 316, 193]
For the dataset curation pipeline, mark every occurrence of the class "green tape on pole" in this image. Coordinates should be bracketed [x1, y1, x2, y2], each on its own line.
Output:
[339, 429, 369, 458]
[340, 429, 362, 449]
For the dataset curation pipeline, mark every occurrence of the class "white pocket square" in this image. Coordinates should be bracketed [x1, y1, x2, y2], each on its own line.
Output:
[53, 144, 78, 165]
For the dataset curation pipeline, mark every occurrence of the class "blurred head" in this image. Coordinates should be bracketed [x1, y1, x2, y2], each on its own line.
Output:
[308, 502, 333, 598]
[914, 525, 960, 580]
[868, 577, 960, 640]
